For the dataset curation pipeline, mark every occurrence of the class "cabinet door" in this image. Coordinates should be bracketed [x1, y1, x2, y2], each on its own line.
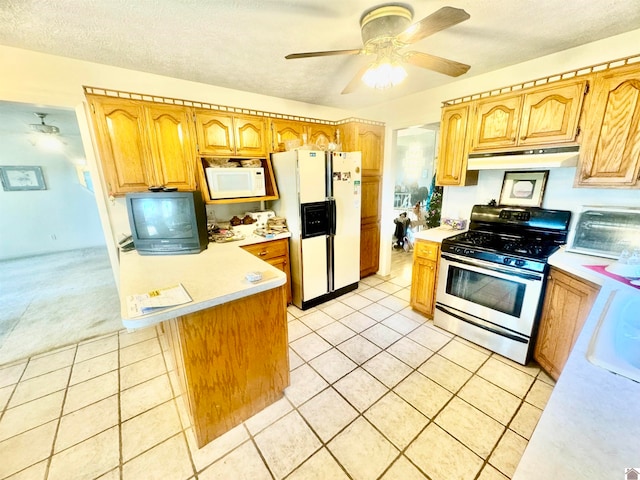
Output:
[534, 267, 599, 380]
[242, 239, 291, 304]
[437, 104, 473, 186]
[270, 119, 307, 152]
[410, 257, 438, 317]
[89, 97, 155, 195]
[519, 80, 587, 146]
[360, 221, 380, 278]
[146, 105, 197, 190]
[194, 111, 235, 156]
[359, 124, 385, 175]
[471, 95, 522, 151]
[234, 115, 268, 157]
[576, 64, 640, 187]
[360, 176, 381, 277]
[307, 123, 336, 151]
[265, 257, 292, 305]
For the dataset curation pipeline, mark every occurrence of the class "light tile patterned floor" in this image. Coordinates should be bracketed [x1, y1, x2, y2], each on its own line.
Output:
[0, 254, 555, 479]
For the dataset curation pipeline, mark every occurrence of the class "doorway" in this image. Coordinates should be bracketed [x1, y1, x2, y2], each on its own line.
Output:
[0, 101, 121, 365]
[392, 123, 443, 238]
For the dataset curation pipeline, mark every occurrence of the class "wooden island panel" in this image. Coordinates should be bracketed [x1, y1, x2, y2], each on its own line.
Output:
[166, 284, 289, 448]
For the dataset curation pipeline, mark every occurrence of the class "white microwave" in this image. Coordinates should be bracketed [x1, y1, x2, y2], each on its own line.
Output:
[205, 167, 266, 199]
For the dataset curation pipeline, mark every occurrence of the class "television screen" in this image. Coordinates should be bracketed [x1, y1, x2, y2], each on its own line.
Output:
[125, 191, 208, 255]
[130, 197, 194, 240]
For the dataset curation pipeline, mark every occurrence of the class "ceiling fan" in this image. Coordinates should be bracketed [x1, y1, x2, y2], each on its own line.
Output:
[285, 4, 471, 94]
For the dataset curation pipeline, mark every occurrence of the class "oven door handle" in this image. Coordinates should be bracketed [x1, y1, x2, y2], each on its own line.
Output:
[435, 304, 529, 343]
[440, 253, 543, 281]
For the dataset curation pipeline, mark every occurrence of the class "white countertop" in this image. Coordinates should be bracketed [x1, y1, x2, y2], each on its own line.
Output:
[513, 247, 640, 479]
[414, 225, 466, 243]
[119, 238, 287, 329]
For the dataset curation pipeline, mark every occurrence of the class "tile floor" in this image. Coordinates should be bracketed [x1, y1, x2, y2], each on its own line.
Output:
[0, 259, 555, 480]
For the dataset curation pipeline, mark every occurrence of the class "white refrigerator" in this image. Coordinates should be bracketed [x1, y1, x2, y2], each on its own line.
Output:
[271, 150, 362, 310]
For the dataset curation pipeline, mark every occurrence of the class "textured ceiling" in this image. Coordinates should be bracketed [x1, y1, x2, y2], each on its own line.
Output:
[1, 0, 640, 111]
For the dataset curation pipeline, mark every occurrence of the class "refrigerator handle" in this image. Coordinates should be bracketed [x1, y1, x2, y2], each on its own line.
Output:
[325, 151, 333, 197]
[329, 198, 337, 235]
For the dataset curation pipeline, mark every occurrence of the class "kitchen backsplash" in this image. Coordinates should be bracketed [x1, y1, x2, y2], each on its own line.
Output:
[442, 167, 640, 231]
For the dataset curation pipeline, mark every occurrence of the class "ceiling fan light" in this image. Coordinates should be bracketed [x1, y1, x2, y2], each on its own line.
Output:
[362, 61, 407, 90]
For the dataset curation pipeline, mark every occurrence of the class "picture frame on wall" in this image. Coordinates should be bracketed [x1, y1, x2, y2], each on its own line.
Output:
[499, 170, 549, 207]
[0, 166, 47, 191]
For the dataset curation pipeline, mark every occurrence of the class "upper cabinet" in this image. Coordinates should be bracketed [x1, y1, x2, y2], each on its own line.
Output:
[195, 110, 268, 157]
[87, 95, 196, 195]
[519, 80, 587, 146]
[306, 123, 336, 151]
[342, 122, 384, 175]
[269, 119, 306, 152]
[437, 104, 477, 186]
[470, 79, 587, 152]
[471, 94, 523, 151]
[575, 63, 640, 187]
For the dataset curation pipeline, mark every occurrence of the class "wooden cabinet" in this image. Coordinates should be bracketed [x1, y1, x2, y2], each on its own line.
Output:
[197, 156, 280, 205]
[241, 238, 291, 304]
[306, 123, 336, 151]
[342, 121, 385, 277]
[471, 94, 523, 151]
[436, 104, 477, 186]
[519, 80, 587, 146]
[165, 284, 288, 448]
[269, 119, 306, 152]
[576, 63, 640, 187]
[470, 79, 587, 152]
[343, 122, 384, 175]
[410, 239, 440, 317]
[268, 120, 336, 152]
[87, 96, 197, 195]
[360, 176, 382, 277]
[195, 110, 268, 157]
[534, 267, 600, 380]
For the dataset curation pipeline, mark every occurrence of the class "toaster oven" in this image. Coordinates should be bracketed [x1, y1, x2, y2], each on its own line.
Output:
[566, 206, 640, 259]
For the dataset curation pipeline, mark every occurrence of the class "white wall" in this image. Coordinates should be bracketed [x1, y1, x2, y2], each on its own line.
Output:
[0, 130, 105, 260]
[0, 45, 357, 269]
[355, 28, 640, 274]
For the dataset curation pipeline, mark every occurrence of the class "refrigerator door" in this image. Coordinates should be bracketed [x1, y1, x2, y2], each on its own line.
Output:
[297, 150, 327, 204]
[301, 236, 329, 301]
[330, 152, 362, 290]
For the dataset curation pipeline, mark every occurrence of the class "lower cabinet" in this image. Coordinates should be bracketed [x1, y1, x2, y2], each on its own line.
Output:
[241, 238, 292, 304]
[410, 239, 441, 318]
[534, 267, 600, 380]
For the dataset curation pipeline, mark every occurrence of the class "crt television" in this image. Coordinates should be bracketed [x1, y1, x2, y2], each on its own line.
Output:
[125, 191, 208, 255]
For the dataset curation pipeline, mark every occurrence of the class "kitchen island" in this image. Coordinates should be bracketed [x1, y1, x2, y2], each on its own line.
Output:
[513, 247, 640, 479]
[119, 243, 289, 448]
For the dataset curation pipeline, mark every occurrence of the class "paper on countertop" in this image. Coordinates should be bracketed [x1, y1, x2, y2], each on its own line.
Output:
[126, 283, 192, 317]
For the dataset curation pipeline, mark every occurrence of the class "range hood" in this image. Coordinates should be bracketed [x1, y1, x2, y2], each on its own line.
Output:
[468, 145, 579, 170]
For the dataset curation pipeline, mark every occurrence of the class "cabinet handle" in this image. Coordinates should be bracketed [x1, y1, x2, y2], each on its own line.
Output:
[259, 251, 268, 256]
[520, 136, 527, 140]
[511, 137, 516, 142]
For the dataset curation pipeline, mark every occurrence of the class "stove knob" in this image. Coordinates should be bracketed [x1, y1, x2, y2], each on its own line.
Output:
[503, 257, 512, 265]
[515, 259, 526, 267]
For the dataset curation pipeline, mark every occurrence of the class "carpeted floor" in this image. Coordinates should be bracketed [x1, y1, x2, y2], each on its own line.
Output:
[0, 247, 122, 365]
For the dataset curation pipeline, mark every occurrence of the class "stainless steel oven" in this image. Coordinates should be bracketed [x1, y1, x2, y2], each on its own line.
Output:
[433, 205, 572, 364]
[435, 252, 545, 364]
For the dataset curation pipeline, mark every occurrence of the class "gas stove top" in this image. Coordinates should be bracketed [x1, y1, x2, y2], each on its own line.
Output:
[442, 205, 572, 273]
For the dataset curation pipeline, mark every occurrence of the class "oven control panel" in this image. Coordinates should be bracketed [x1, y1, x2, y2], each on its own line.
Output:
[499, 210, 531, 221]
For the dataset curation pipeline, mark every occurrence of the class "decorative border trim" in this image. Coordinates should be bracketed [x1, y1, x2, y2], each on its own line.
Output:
[82, 86, 385, 127]
[442, 53, 640, 106]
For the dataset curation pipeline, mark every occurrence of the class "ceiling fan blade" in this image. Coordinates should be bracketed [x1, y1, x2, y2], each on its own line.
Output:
[341, 63, 372, 95]
[285, 49, 362, 59]
[395, 6, 470, 45]
[403, 51, 470, 77]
